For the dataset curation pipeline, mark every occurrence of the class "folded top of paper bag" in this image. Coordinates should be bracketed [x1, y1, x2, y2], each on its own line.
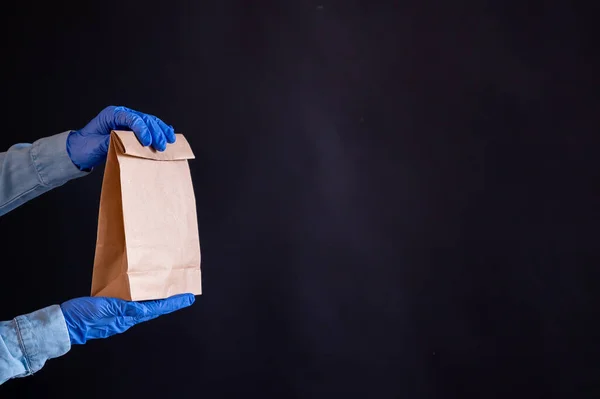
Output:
[111, 130, 195, 161]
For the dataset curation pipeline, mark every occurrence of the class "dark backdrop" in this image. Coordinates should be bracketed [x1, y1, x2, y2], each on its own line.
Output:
[0, 1, 598, 398]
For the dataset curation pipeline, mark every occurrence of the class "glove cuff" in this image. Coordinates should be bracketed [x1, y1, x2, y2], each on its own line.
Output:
[32, 131, 91, 183]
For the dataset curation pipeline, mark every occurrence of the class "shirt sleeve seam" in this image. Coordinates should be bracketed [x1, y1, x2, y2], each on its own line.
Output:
[29, 143, 49, 186]
[14, 317, 33, 376]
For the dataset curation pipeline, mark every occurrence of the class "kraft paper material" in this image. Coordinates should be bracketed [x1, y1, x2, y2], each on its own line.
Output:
[90, 130, 202, 301]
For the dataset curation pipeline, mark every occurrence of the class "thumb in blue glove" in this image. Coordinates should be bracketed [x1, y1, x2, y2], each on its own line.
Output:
[60, 294, 195, 345]
[66, 105, 176, 170]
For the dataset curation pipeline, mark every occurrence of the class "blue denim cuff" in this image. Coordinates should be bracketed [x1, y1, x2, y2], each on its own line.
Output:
[30, 131, 89, 187]
[14, 305, 71, 374]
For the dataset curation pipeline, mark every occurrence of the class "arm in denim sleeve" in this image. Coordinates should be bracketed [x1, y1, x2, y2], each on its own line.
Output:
[0, 305, 71, 385]
[1, 132, 87, 383]
[0, 131, 90, 217]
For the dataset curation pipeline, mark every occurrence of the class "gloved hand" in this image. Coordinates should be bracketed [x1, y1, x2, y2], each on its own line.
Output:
[60, 293, 194, 345]
[66, 105, 176, 170]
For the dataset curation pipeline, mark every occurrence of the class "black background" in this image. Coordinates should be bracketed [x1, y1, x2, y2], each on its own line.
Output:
[1, 1, 598, 398]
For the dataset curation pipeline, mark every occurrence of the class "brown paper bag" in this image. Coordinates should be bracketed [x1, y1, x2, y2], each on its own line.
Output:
[90, 130, 201, 301]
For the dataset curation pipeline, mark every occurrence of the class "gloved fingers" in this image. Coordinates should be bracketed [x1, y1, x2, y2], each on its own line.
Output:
[137, 112, 167, 152]
[109, 299, 147, 319]
[133, 110, 176, 149]
[128, 109, 175, 145]
[113, 316, 138, 333]
[134, 293, 195, 322]
[111, 106, 152, 146]
[79, 294, 193, 329]
[152, 116, 176, 144]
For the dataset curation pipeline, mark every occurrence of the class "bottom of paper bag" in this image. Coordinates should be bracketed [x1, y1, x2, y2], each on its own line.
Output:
[93, 267, 202, 301]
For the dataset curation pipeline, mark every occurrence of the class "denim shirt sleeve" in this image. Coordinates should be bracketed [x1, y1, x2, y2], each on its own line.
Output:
[0, 306, 71, 385]
[1, 132, 88, 384]
[0, 131, 89, 217]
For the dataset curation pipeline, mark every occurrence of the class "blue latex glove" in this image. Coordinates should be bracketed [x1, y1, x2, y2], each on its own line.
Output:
[66, 105, 176, 170]
[60, 294, 194, 345]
